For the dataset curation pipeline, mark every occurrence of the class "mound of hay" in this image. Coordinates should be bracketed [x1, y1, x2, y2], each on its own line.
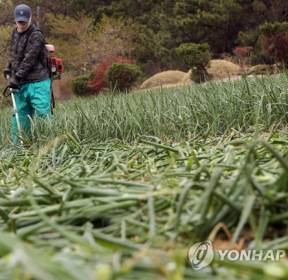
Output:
[247, 64, 279, 75]
[181, 69, 192, 84]
[140, 70, 188, 89]
[207, 59, 241, 80]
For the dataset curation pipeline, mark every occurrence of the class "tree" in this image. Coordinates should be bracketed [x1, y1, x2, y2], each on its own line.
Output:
[46, 13, 97, 73]
[92, 16, 134, 63]
[257, 0, 288, 21]
[0, 0, 13, 25]
[46, 14, 133, 74]
[0, 25, 13, 83]
[2, 0, 288, 77]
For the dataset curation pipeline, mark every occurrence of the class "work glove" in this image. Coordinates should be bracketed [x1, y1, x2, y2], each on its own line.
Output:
[9, 76, 20, 89]
[3, 68, 12, 80]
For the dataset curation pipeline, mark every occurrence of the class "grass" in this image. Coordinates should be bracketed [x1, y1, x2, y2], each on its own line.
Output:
[1, 73, 288, 146]
[0, 74, 288, 279]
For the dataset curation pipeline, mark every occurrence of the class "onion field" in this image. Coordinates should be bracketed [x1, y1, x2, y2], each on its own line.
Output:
[0, 75, 288, 279]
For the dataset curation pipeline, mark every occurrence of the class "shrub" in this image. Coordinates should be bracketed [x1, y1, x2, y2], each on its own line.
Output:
[175, 43, 211, 69]
[245, 22, 288, 66]
[237, 30, 260, 47]
[258, 22, 288, 66]
[106, 63, 141, 92]
[88, 56, 134, 93]
[72, 75, 94, 96]
[176, 43, 211, 83]
[237, 29, 271, 65]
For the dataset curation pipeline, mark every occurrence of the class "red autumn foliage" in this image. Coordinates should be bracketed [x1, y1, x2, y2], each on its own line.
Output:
[260, 33, 288, 64]
[88, 56, 135, 92]
[233, 46, 253, 58]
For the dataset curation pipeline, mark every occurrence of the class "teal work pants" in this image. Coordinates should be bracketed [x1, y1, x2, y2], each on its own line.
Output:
[11, 79, 51, 144]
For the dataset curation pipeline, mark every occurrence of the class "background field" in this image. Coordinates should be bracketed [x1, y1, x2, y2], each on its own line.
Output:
[0, 75, 288, 279]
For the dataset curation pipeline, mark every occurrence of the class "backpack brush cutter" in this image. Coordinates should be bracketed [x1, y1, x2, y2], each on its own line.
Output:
[1, 44, 64, 145]
[45, 44, 64, 112]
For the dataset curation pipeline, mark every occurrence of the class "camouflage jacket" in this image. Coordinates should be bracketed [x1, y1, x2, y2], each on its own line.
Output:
[8, 24, 49, 83]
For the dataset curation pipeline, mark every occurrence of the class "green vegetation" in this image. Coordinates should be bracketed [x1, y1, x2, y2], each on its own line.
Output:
[176, 43, 211, 83]
[1, 1, 288, 78]
[0, 75, 288, 279]
[3, 74, 288, 145]
[71, 75, 94, 96]
[1, 2, 288, 278]
[176, 43, 211, 69]
[106, 63, 141, 92]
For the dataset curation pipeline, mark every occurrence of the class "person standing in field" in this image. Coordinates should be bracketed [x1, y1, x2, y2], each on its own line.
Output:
[3, 4, 51, 144]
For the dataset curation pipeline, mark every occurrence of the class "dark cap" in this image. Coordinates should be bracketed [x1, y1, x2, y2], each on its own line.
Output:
[14, 4, 32, 22]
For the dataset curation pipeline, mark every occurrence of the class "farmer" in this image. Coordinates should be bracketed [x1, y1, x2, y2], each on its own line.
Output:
[3, 4, 51, 144]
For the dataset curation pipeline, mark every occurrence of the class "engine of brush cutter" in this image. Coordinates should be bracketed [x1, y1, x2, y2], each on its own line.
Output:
[48, 56, 64, 79]
[45, 44, 64, 79]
